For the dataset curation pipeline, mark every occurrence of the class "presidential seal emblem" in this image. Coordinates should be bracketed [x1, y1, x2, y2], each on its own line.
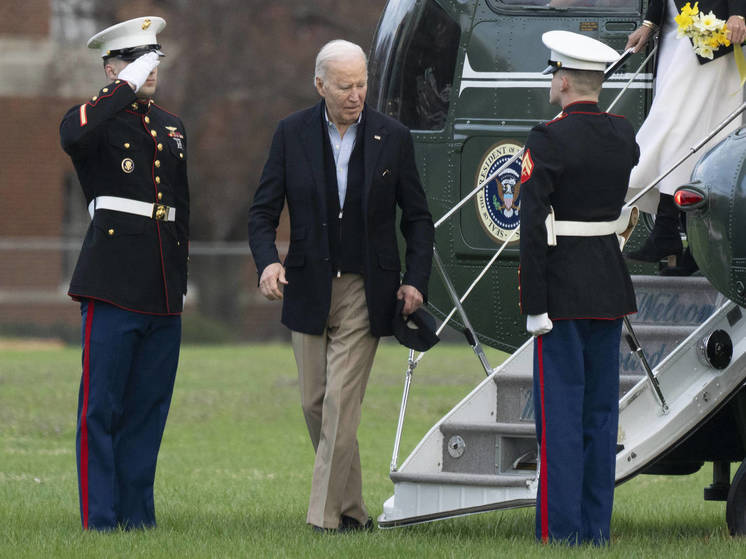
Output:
[475, 141, 522, 243]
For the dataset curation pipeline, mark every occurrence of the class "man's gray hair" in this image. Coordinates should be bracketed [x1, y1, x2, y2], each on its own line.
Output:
[314, 40, 367, 86]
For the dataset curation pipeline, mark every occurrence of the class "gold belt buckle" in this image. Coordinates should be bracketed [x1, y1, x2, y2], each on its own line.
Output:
[153, 204, 168, 221]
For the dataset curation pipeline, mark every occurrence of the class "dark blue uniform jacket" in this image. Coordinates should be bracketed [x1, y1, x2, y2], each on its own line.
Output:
[60, 81, 189, 315]
[519, 101, 639, 320]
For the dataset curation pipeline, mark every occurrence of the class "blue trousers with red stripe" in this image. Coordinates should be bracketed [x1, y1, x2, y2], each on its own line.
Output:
[76, 299, 181, 530]
[533, 318, 622, 545]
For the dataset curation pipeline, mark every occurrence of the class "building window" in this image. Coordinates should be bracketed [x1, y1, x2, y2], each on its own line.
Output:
[51, 0, 98, 44]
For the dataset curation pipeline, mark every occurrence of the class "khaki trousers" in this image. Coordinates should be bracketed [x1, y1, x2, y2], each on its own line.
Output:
[291, 274, 379, 529]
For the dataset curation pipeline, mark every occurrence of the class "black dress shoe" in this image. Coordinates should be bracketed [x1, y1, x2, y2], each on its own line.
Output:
[660, 247, 699, 276]
[311, 524, 338, 534]
[339, 515, 374, 533]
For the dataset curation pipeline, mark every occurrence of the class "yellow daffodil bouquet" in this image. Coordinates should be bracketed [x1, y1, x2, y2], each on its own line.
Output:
[675, 2, 730, 59]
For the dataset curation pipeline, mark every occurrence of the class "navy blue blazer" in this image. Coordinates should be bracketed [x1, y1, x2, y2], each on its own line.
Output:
[248, 102, 434, 337]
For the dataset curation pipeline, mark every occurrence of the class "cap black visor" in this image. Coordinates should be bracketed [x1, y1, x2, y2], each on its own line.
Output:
[105, 44, 165, 61]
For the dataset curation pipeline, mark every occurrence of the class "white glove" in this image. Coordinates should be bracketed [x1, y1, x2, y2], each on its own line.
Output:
[117, 52, 160, 93]
[527, 313, 553, 336]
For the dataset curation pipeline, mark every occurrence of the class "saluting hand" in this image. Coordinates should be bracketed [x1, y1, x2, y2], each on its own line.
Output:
[259, 262, 288, 301]
[727, 16, 746, 45]
[397, 284, 424, 317]
[626, 25, 654, 53]
[117, 52, 160, 93]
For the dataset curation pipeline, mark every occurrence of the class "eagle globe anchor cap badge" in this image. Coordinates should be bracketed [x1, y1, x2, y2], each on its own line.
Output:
[87, 16, 167, 60]
[541, 30, 620, 75]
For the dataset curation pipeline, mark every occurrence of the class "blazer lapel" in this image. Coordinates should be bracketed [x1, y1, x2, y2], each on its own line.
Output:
[363, 107, 387, 219]
[300, 101, 327, 214]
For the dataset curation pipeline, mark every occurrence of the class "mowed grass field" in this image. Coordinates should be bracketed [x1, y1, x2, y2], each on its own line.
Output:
[1, 342, 744, 558]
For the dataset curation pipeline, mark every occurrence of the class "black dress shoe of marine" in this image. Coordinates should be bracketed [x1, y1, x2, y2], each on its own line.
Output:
[660, 247, 699, 276]
[339, 515, 374, 533]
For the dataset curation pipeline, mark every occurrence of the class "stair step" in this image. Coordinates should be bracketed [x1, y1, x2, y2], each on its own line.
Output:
[620, 324, 695, 374]
[492, 370, 532, 385]
[629, 275, 720, 326]
[441, 421, 535, 436]
[390, 471, 533, 488]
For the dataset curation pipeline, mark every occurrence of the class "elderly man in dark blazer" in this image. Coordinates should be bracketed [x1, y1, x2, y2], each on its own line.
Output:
[248, 39, 434, 532]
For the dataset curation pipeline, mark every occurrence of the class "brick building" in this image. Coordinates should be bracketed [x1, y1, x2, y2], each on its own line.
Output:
[0, 0, 279, 341]
[0, 0, 386, 342]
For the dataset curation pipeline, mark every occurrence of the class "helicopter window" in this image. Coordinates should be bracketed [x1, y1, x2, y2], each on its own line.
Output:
[495, 0, 638, 7]
[382, 0, 460, 131]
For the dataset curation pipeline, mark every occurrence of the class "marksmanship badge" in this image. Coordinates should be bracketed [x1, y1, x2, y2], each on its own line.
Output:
[475, 141, 522, 243]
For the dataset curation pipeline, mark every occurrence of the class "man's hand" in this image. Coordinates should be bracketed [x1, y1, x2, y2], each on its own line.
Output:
[526, 313, 553, 337]
[625, 25, 654, 53]
[727, 16, 746, 45]
[397, 284, 424, 316]
[258, 262, 287, 301]
[117, 52, 160, 92]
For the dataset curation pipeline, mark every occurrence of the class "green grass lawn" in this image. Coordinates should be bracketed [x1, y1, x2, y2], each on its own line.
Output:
[1, 342, 743, 558]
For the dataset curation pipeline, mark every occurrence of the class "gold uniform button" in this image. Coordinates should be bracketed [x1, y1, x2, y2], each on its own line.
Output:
[108, 229, 115, 236]
[157, 143, 163, 151]
[155, 176, 161, 184]
[150, 130, 157, 137]
[115, 80, 121, 84]
[124, 142, 130, 149]
[154, 160, 161, 168]
[131, 103, 138, 110]
[179, 153, 184, 159]
[144, 116, 150, 124]
[91, 96, 97, 101]
[102, 88, 109, 93]
[157, 192, 163, 201]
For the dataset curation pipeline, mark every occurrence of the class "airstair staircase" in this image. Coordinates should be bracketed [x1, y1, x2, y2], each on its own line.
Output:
[380, 274, 737, 527]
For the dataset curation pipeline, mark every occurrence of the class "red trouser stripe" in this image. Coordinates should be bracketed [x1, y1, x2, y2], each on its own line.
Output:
[537, 335, 549, 542]
[81, 300, 95, 529]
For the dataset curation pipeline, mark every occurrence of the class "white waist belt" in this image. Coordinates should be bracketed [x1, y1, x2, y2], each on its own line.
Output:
[88, 196, 176, 222]
[546, 207, 636, 247]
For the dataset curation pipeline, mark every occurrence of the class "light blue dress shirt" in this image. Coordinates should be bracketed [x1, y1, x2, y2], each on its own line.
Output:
[324, 110, 361, 210]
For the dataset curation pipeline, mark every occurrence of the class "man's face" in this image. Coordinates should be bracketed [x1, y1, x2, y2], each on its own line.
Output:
[315, 55, 367, 127]
[137, 64, 158, 98]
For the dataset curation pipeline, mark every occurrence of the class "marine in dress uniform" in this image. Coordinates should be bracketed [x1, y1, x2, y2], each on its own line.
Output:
[248, 40, 433, 533]
[59, 17, 189, 530]
[519, 31, 639, 545]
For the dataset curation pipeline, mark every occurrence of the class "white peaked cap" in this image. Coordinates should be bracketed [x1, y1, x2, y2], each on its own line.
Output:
[541, 30, 620, 74]
[87, 16, 166, 58]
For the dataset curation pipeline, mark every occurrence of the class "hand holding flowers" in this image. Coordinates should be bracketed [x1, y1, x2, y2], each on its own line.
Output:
[726, 15, 746, 45]
[675, 2, 730, 59]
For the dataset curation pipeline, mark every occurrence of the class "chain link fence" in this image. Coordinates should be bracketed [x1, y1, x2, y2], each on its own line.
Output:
[0, 237, 288, 344]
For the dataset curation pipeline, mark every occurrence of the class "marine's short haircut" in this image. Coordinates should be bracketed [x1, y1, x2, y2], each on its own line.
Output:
[558, 68, 604, 96]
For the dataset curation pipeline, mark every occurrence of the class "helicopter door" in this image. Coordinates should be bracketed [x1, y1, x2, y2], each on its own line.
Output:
[456, 0, 651, 254]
